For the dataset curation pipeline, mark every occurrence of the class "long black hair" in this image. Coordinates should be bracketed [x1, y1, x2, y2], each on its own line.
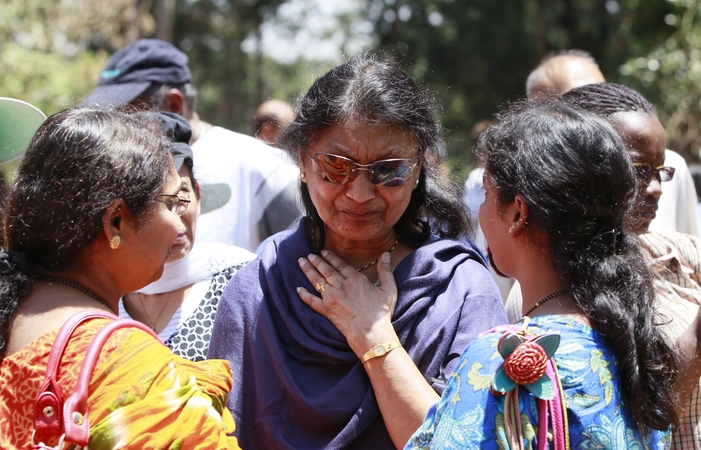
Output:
[476, 100, 678, 431]
[278, 52, 470, 251]
[0, 108, 172, 359]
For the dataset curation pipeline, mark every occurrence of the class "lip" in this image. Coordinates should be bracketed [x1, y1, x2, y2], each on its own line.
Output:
[637, 201, 658, 219]
[340, 210, 381, 219]
[173, 232, 187, 244]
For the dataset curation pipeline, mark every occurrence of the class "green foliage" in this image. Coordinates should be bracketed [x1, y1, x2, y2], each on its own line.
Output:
[0, 43, 108, 116]
[619, 0, 701, 160]
[173, 0, 325, 134]
[362, 0, 677, 177]
[0, 0, 154, 114]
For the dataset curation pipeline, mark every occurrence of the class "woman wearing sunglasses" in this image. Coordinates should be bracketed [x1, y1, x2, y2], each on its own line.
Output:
[208, 53, 506, 449]
[0, 109, 239, 448]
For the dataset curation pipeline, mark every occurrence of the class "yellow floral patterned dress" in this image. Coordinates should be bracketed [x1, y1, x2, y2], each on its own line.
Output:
[0, 317, 240, 449]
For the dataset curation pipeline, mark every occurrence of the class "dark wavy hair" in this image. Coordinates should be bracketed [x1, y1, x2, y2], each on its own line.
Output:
[278, 52, 470, 251]
[476, 100, 678, 431]
[0, 108, 172, 359]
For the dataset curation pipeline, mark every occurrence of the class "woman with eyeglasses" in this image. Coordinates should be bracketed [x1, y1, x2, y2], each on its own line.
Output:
[0, 109, 240, 448]
[119, 113, 253, 362]
[559, 82, 701, 449]
[208, 53, 506, 449]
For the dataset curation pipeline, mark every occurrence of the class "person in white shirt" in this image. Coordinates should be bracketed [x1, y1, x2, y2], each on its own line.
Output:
[80, 39, 302, 251]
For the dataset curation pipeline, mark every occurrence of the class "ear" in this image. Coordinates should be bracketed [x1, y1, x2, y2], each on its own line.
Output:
[508, 194, 530, 237]
[161, 89, 186, 116]
[299, 149, 308, 183]
[102, 198, 127, 249]
[413, 161, 423, 190]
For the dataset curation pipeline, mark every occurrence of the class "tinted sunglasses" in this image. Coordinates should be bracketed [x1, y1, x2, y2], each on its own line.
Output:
[633, 163, 675, 183]
[307, 149, 418, 187]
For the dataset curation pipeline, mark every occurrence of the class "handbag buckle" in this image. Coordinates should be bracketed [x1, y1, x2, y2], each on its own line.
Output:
[31, 430, 66, 450]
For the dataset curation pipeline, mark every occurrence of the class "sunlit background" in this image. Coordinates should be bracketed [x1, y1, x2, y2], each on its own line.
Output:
[1, 0, 698, 175]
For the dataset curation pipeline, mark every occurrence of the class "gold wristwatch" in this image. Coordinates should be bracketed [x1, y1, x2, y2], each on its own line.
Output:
[360, 342, 402, 364]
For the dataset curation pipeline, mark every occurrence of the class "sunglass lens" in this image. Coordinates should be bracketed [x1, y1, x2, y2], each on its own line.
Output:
[316, 153, 354, 184]
[372, 160, 412, 187]
[660, 167, 675, 182]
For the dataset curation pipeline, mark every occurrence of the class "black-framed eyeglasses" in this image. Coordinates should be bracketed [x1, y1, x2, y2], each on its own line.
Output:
[155, 192, 191, 216]
[307, 149, 418, 187]
[633, 163, 675, 183]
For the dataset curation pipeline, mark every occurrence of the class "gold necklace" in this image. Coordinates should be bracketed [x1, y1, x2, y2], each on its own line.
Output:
[524, 289, 569, 316]
[356, 236, 400, 272]
[137, 292, 171, 331]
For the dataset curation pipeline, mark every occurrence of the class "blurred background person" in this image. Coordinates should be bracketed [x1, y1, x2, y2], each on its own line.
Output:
[119, 112, 254, 362]
[251, 98, 295, 147]
[209, 53, 506, 450]
[525, 49, 606, 101]
[79, 39, 302, 252]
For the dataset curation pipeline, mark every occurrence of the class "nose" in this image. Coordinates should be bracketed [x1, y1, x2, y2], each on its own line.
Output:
[645, 177, 662, 199]
[345, 170, 376, 203]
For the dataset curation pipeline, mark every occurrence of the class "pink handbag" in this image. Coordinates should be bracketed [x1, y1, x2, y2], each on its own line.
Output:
[31, 310, 161, 450]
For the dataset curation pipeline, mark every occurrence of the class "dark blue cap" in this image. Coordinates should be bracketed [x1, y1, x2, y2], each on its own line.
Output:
[79, 39, 191, 108]
[154, 112, 194, 173]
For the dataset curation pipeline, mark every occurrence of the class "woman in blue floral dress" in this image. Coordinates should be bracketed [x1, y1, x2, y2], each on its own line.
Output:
[298, 100, 687, 449]
[403, 100, 683, 449]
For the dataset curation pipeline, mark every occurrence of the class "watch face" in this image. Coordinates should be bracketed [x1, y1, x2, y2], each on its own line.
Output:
[374, 345, 387, 356]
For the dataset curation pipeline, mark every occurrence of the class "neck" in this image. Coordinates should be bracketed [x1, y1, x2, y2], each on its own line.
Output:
[323, 230, 399, 270]
[41, 267, 121, 312]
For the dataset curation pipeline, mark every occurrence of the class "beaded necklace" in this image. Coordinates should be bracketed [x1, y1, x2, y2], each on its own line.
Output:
[356, 236, 400, 272]
[41, 275, 112, 310]
[523, 289, 569, 317]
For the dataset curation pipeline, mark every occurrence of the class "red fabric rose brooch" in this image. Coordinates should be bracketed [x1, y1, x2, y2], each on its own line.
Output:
[490, 331, 561, 400]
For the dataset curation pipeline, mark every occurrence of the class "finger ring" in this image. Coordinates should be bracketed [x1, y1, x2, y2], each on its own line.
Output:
[315, 281, 326, 293]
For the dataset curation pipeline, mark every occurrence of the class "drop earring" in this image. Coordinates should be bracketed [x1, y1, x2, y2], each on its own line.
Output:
[110, 235, 121, 250]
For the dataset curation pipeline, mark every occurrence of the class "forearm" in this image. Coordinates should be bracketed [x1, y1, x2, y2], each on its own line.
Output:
[675, 313, 701, 414]
[363, 349, 440, 449]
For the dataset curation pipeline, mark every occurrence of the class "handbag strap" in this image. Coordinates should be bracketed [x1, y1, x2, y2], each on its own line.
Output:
[33, 310, 161, 448]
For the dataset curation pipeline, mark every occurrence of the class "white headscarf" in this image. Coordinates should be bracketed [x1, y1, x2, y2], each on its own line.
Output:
[137, 241, 254, 295]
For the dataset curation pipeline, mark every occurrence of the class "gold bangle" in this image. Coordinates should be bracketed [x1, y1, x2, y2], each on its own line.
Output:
[360, 342, 402, 364]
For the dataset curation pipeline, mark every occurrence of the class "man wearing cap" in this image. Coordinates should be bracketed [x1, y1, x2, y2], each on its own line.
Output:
[80, 39, 301, 252]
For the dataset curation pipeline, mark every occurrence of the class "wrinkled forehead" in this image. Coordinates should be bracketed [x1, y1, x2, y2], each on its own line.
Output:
[307, 116, 419, 161]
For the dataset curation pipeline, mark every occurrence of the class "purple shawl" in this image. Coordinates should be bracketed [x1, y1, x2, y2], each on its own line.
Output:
[208, 218, 506, 449]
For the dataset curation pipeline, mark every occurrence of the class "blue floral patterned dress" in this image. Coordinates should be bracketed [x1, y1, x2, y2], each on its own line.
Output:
[405, 315, 671, 450]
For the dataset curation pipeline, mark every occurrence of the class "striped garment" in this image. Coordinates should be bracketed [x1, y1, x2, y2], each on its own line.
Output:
[639, 231, 701, 450]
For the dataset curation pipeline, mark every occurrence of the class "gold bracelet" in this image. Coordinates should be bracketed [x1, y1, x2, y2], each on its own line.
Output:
[360, 342, 402, 364]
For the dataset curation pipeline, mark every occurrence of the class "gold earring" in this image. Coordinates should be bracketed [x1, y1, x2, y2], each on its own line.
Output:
[110, 235, 121, 250]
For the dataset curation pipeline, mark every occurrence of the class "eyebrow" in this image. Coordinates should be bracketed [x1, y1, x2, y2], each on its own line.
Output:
[320, 144, 418, 161]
